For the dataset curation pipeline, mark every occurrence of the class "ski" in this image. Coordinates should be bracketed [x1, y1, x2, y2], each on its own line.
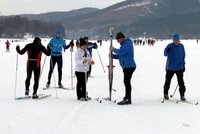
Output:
[103, 97, 116, 103]
[176, 100, 198, 105]
[15, 96, 31, 100]
[15, 94, 51, 100]
[43, 86, 74, 90]
[161, 98, 178, 103]
[107, 26, 115, 103]
[36, 94, 51, 100]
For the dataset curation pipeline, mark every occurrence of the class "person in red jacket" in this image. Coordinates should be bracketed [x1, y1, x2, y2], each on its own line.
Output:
[5, 40, 10, 52]
[16, 37, 51, 99]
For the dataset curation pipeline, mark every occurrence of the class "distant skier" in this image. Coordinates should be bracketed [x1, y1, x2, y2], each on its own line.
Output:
[110, 32, 136, 105]
[75, 38, 94, 101]
[163, 34, 186, 101]
[84, 36, 98, 77]
[5, 40, 10, 52]
[46, 29, 73, 88]
[16, 37, 51, 99]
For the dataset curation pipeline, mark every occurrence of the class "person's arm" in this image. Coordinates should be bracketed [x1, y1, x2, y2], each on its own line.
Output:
[16, 45, 27, 55]
[164, 44, 171, 56]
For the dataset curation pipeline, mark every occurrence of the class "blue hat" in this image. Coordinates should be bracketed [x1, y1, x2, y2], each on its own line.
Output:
[172, 34, 180, 41]
[55, 29, 61, 35]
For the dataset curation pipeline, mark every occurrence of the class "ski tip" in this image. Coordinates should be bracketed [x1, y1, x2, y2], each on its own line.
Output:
[195, 102, 199, 105]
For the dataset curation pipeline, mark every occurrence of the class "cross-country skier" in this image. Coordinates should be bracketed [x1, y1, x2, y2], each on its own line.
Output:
[5, 40, 10, 52]
[84, 36, 98, 77]
[163, 34, 186, 101]
[46, 29, 74, 88]
[16, 37, 51, 99]
[110, 32, 136, 105]
[75, 38, 94, 101]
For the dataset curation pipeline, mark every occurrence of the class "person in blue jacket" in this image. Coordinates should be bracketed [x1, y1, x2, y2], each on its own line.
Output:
[84, 36, 98, 77]
[110, 32, 136, 105]
[46, 29, 73, 88]
[163, 34, 186, 101]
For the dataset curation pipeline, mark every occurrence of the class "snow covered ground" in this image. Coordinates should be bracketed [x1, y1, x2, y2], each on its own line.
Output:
[0, 38, 200, 134]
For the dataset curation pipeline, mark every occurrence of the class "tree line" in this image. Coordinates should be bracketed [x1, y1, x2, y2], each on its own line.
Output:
[0, 15, 65, 38]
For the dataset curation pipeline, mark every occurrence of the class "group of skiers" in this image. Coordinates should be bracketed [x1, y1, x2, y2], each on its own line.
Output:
[16, 28, 186, 105]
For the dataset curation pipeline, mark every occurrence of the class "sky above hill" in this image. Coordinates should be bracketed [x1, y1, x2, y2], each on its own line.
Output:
[0, 0, 125, 15]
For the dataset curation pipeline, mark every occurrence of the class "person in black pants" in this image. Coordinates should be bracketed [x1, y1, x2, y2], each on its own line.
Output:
[75, 38, 94, 101]
[16, 37, 51, 99]
[163, 34, 186, 101]
[110, 32, 136, 105]
[46, 29, 74, 88]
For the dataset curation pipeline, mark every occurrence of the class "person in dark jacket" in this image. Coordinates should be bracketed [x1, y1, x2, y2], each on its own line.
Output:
[46, 29, 74, 88]
[16, 37, 51, 99]
[163, 34, 186, 101]
[84, 36, 98, 77]
[110, 32, 136, 105]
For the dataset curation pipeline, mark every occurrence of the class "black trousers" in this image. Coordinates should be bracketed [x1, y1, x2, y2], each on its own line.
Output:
[48, 56, 63, 84]
[163, 70, 186, 96]
[75, 71, 89, 100]
[25, 66, 40, 95]
[123, 68, 135, 101]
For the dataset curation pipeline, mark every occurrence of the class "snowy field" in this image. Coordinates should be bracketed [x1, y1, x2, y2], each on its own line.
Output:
[0, 38, 200, 134]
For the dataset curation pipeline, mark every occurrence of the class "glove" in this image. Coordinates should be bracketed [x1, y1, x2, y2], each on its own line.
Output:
[16, 45, 20, 51]
[69, 39, 74, 47]
[94, 43, 98, 49]
[167, 47, 171, 53]
[47, 45, 52, 52]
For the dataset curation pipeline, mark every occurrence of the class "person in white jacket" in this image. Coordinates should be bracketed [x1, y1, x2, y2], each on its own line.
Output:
[75, 38, 94, 101]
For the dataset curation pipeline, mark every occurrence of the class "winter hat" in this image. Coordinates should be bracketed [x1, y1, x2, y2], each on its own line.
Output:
[55, 29, 61, 35]
[172, 34, 180, 41]
[79, 38, 86, 46]
[116, 32, 125, 39]
[84, 36, 89, 40]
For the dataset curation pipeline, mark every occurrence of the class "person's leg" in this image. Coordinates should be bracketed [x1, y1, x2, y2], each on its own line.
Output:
[163, 71, 174, 96]
[47, 56, 56, 86]
[176, 70, 186, 100]
[57, 56, 63, 85]
[25, 67, 33, 95]
[33, 67, 40, 95]
[123, 68, 135, 102]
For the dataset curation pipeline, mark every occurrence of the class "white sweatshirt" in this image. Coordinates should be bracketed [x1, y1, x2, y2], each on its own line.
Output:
[75, 48, 91, 72]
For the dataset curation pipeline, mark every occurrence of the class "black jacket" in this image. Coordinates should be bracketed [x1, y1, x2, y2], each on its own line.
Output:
[16, 37, 51, 68]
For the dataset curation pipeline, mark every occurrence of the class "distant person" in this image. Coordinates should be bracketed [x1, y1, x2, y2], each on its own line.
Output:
[84, 36, 98, 77]
[16, 37, 51, 99]
[46, 29, 73, 88]
[163, 34, 186, 101]
[5, 40, 10, 52]
[75, 38, 94, 101]
[197, 39, 198, 44]
[110, 32, 136, 105]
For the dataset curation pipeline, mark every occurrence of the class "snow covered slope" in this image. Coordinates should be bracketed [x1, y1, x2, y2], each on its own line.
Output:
[0, 38, 200, 134]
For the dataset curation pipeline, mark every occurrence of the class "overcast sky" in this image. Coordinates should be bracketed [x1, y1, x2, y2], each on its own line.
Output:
[0, 0, 125, 15]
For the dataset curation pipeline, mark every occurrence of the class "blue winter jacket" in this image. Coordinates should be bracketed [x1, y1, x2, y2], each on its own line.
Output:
[49, 37, 69, 56]
[164, 43, 185, 71]
[113, 38, 136, 69]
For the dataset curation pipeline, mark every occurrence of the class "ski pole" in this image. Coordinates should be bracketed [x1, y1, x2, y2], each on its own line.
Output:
[14, 52, 18, 99]
[96, 49, 105, 73]
[70, 47, 74, 90]
[170, 84, 178, 98]
[50, 57, 58, 98]
[39, 56, 47, 82]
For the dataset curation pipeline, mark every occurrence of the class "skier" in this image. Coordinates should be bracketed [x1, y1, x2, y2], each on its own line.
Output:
[110, 32, 136, 105]
[75, 38, 94, 101]
[163, 34, 186, 101]
[5, 40, 10, 52]
[16, 37, 51, 99]
[84, 36, 98, 77]
[46, 29, 73, 88]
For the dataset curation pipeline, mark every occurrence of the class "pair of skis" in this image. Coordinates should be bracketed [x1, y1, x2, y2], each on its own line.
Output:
[15, 94, 51, 100]
[161, 98, 198, 105]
